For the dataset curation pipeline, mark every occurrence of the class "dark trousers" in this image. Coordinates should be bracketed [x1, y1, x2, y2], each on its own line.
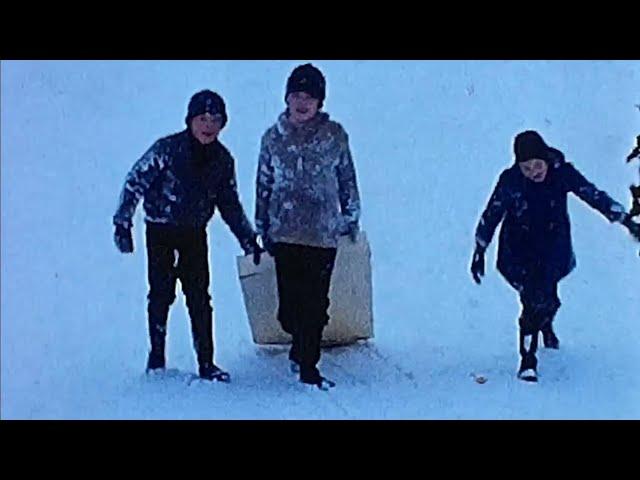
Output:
[145, 223, 214, 367]
[273, 243, 337, 380]
[629, 184, 640, 218]
[517, 269, 561, 368]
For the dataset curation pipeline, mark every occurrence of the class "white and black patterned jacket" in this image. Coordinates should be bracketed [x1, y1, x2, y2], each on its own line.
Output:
[255, 112, 361, 248]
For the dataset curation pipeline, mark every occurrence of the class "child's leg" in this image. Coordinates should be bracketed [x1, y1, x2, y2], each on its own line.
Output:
[518, 275, 560, 375]
[518, 309, 540, 373]
[273, 243, 305, 366]
[539, 281, 561, 348]
[630, 184, 640, 218]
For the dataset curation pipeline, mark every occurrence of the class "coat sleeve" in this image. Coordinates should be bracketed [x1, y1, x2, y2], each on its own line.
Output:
[255, 133, 274, 239]
[113, 141, 165, 229]
[475, 171, 509, 249]
[335, 128, 361, 229]
[216, 152, 256, 251]
[563, 163, 626, 222]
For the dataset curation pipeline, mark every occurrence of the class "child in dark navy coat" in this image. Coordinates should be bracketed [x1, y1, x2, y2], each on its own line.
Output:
[471, 130, 640, 382]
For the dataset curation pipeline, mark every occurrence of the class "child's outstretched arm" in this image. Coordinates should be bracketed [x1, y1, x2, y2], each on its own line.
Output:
[475, 172, 509, 250]
[472, 173, 509, 284]
[564, 163, 640, 241]
[564, 163, 627, 222]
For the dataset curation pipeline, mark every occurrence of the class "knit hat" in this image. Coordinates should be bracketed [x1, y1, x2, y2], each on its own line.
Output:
[514, 130, 553, 163]
[285, 63, 326, 108]
[185, 90, 227, 128]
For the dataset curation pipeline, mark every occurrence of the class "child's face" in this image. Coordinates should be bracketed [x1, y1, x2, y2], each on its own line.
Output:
[287, 91, 320, 125]
[190, 113, 224, 145]
[519, 158, 548, 183]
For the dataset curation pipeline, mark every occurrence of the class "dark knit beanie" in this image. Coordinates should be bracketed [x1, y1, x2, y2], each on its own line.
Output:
[514, 130, 552, 163]
[285, 63, 326, 108]
[185, 90, 227, 128]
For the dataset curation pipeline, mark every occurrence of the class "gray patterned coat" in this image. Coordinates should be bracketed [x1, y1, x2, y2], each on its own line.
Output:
[255, 112, 361, 249]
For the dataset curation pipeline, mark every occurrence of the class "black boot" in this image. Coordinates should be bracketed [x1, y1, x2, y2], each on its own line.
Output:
[517, 353, 538, 382]
[199, 362, 231, 383]
[300, 365, 335, 390]
[289, 342, 301, 374]
[541, 324, 560, 349]
[147, 311, 168, 373]
[518, 330, 539, 382]
[146, 349, 165, 373]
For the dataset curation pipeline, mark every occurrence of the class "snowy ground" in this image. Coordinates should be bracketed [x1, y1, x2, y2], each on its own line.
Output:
[2, 60, 639, 419]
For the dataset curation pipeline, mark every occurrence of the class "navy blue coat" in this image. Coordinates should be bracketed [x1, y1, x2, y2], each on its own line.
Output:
[475, 150, 625, 288]
[114, 130, 255, 250]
